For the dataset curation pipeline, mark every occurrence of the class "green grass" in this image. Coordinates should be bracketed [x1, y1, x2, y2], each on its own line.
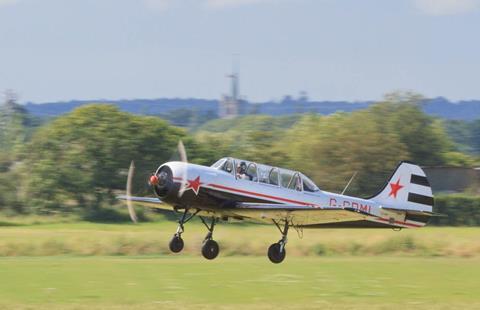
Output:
[1, 220, 480, 257]
[0, 256, 479, 309]
[1, 222, 479, 309]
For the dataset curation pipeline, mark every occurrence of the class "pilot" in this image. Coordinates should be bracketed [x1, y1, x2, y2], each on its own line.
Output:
[236, 161, 252, 181]
[295, 176, 302, 191]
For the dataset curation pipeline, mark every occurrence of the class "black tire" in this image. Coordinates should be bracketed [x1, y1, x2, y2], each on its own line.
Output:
[201, 239, 219, 260]
[169, 235, 184, 253]
[267, 243, 286, 264]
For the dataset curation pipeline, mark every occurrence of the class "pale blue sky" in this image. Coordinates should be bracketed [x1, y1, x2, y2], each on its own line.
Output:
[1, 0, 479, 103]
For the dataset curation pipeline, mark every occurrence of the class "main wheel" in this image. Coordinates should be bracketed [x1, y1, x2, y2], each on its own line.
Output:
[169, 235, 184, 253]
[201, 239, 219, 260]
[267, 243, 286, 264]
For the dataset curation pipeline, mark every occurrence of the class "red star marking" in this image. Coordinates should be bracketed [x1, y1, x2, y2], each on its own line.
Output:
[185, 176, 202, 195]
[389, 178, 404, 198]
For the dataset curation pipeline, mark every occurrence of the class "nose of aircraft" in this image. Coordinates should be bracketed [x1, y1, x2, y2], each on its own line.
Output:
[151, 165, 175, 198]
[150, 161, 188, 200]
[149, 175, 159, 186]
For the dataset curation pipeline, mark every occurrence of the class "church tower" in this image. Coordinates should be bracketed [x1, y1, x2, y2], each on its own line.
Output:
[219, 70, 240, 119]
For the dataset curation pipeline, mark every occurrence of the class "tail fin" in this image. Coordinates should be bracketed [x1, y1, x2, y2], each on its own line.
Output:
[369, 161, 434, 213]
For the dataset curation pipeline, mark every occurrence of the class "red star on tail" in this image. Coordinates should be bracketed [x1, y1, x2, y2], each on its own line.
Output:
[388, 178, 404, 198]
[185, 176, 202, 195]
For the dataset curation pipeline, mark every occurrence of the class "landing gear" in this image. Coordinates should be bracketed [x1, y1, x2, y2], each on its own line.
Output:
[169, 235, 184, 253]
[268, 220, 289, 264]
[202, 239, 219, 260]
[268, 243, 286, 263]
[168, 208, 198, 254]
[167, 209, 220, 259]
[200, 217, 219, 260]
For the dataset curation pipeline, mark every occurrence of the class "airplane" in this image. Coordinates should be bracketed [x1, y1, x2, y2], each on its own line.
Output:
[118, 142, 436, 264]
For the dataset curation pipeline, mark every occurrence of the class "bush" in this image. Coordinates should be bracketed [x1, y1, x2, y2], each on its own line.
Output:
[430, 194, 480, 226]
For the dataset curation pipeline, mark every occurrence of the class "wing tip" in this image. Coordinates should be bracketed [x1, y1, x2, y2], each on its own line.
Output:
[116, 195, 162, 204]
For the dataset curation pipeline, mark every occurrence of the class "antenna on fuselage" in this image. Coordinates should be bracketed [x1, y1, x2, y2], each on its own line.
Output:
[341, 171, 358, 195]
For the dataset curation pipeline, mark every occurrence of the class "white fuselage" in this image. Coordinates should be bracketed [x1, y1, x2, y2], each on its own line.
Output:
[162, 161, 426, 228]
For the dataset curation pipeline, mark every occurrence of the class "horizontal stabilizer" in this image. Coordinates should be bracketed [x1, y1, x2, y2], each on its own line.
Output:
[381, 206, 447, 217]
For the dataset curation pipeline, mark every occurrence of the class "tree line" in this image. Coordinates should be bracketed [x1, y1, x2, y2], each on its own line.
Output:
[0, 92, 478, 224]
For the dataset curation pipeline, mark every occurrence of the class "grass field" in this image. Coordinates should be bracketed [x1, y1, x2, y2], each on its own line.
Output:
[1, 220, 480, 257]
[1, 220, 480, 309]
[0, 256, 479, 309]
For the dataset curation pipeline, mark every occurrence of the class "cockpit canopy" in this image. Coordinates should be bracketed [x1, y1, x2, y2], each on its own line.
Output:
[211, 157, 320, 192]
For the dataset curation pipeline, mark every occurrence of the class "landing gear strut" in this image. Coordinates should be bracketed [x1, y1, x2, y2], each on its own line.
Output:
[169, 208, 199, 253]
[268, 220, 289, 264]
[200, 217, 219, 260]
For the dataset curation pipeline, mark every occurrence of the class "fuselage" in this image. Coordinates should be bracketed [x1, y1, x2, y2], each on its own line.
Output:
[120, 157, 434, 263]
[152, 161, 428, 228]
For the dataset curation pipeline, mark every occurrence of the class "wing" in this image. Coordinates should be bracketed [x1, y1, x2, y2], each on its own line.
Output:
[230, 202, 370, 226]
[116, 198, 418, 228]
[116, 195, 221, 218]
[233, 203, 438, 228]
[116, 195, 173, 211]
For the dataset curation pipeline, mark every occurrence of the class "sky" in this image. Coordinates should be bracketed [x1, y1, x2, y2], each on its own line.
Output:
[0, 0, 479, 103]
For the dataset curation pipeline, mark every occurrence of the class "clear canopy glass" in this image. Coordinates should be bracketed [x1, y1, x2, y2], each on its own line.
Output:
[211, 157, 319, 192]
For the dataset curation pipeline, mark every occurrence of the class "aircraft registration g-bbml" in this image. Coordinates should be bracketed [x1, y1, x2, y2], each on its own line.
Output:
[119, 142, 436, 264]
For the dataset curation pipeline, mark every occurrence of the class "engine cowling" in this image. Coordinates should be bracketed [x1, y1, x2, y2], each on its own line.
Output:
[152, 165, 177, 199]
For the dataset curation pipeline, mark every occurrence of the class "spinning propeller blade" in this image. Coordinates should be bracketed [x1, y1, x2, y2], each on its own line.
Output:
[126, 160, 138, 223]
[177, 140, 189, 198]
[124, 140, 188, 222]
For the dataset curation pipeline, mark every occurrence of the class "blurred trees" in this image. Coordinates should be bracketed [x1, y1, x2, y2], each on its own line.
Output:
[0, 92, 27, 153]
[367, 98, 450, 166]
[0, 92, 477, 223]
[195, 114, 300, 164]
[430, 194, 480, 226]
[196, 93, 458, 196]
[158, 108, 217, 128]
[445, 119, 480, 156]
[280, 111, 409, 196]
[0, 91, 40, 213]
[21, 105, 215, 215]
[0, 172, 20, 213]
[0, 91, 40, 154]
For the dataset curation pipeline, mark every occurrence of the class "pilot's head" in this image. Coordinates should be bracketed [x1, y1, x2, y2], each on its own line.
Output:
[239, 161, 247, 173]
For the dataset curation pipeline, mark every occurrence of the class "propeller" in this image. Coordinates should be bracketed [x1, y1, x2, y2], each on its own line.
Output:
[124, 140, 189, 223]
[176, 140, 188, 198]
[126, 160, 138, 223]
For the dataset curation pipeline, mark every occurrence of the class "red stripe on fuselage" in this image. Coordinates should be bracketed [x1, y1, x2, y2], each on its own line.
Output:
[172, 175, 315, 206]
[172, 177, 424, 228]
[206, 183, 317, 206]
[205, 184, 423, 228]
[206, 181, 422, 228]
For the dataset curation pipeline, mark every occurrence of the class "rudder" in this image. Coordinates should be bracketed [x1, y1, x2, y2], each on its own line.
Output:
[369, 161, 434, 213]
